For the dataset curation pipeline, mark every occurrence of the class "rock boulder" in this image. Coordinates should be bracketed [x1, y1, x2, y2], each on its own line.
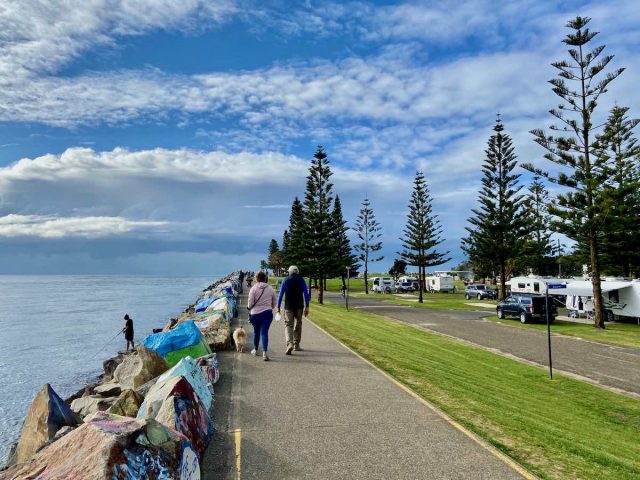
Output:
[12, 383, 81, 465]
[1, 412, 200, 480]
[94, 382, 122, 397]
[102, 353, 124, 383]
[137, 376, 214, 458]
[113, 345, 169, 389]
[70, 395, 117, 418]
[107, 389, 144, 418]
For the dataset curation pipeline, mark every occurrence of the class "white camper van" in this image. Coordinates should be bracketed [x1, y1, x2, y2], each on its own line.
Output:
[424, 275, 455, 293]
[509, 276, 567, 295]
[372, 277, 395, 293]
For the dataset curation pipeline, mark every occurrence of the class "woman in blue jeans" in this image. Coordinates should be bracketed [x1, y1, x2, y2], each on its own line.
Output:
[247, 271, 277, 361]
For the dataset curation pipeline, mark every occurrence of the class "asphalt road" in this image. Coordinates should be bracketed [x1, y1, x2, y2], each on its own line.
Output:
[202, 292, 529, 480]
[332, 292, 640, 397]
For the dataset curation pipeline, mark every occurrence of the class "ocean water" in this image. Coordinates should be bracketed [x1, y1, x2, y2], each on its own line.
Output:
[0, 275, 220, 464]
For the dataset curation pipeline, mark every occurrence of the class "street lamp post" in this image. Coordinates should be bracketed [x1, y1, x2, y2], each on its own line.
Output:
[345, 266, 351, 311]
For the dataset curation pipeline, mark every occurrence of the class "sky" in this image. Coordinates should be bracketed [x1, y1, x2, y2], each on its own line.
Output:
[0, 0, 639, 275]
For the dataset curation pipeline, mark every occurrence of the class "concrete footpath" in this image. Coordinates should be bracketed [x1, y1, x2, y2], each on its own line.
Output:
[202, 292, 530, 479]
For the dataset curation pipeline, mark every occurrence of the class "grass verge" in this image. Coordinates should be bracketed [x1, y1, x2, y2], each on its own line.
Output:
[378, 292, 496, 311]
[485, 316, 640, 349]
[310, 302, 640, 480]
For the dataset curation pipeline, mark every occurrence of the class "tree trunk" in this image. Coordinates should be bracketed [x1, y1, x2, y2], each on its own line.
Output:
[318, 273, 324, 304]
[364, 268, 369, 295]
[418, 264, 424, 303]
[589, 231, 605, 329]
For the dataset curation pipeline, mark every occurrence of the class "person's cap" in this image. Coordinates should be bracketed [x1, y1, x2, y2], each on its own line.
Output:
[288, 265, 299, 274]
[124, 314, 130, 320]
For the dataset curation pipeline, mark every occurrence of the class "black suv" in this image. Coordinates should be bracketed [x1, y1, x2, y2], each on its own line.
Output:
[464, 284, 497, 300]
[496, 295, 557, 323]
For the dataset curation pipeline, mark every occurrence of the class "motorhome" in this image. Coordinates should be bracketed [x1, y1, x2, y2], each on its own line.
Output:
[547, 278, 640, 321]
[509, 276, 568, 295]
[371, 277, 395, 293]
[424, 275, 455, 293]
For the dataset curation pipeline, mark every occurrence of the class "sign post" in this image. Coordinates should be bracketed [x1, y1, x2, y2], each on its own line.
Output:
[345, 266, 351, 311]
[545, 283, 566, 380]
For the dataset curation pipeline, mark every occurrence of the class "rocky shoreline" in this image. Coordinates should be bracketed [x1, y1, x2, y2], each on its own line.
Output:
[1, 272, 240, 479]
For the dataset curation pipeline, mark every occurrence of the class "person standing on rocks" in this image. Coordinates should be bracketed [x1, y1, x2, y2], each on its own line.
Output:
[121, 314, 134, 352]
[277, 265, 310, 355]
[247, 271, 277, 361]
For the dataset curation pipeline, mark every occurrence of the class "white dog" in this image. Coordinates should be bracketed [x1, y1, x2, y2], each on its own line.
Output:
[233, 327, 247, 352]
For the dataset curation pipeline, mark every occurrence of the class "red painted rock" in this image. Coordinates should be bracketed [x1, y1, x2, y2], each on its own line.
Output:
[137, 376, 214, 458]
[113, 345, 169, 389]
[13, 384, 81, 464]
[1, 412, 200, 480]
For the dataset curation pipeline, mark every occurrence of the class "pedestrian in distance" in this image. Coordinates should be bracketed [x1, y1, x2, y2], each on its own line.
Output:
[238, 270, 245, 294]
[277, 265, 310, 355]
[247, 271, 277, 361]
[122, 314, 134, 352]
[247, 275, 253, 288]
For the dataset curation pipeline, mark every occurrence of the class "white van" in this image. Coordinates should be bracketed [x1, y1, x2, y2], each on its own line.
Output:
[372, 277, 395, 293]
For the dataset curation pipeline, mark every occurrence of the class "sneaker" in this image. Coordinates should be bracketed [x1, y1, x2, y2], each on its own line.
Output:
[294, 345, 303, 351]
[263, 352, 270, 361]
[251, 349, 257, 356]
[285, 345, 293, 355]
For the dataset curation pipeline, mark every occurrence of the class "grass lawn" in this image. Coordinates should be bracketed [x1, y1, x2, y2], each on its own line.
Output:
[310, 302, 640, 480]
[377, 292, 496, 311]
[485, 316, 640, 349]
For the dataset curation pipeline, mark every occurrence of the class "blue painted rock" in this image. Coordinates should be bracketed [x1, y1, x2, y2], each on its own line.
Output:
[137, 376, 214, 458]
[13, 383, 81, 464]
[2, 412, 200, 480]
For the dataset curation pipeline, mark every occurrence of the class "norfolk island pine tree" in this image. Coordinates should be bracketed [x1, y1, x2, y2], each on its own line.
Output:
[354, 196, 383, 295]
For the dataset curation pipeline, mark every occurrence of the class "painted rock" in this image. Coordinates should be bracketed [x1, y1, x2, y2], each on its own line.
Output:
[113, 345, 169, 389]
[137, 376, 214, 458]
[107, 389, 144, 418]
[12, 384, 81, 465]
[156, 357, 212, 410]
[197, 353, 220, 387]
[1, 412, 200, 480]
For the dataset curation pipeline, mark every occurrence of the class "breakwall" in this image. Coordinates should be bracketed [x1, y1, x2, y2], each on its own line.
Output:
[1, 272, 240, 479]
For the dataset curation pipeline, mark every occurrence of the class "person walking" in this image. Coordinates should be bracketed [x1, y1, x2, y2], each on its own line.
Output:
[238, 270, 245, 294]
[247, 271, 277, 361]
[277, 265, 310, 355]
[121, 314, 134, 352]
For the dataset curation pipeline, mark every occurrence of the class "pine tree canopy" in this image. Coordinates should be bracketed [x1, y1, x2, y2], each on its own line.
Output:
[399, 171, 450, 268]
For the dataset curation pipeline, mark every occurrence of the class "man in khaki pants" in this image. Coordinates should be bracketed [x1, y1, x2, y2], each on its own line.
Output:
[277, 265, 310, 355]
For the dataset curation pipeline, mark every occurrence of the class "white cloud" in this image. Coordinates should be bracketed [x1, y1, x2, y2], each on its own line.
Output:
[0, 0, 237, 78]
[0, 147, 309, 185]
[0, 214, 168, 238]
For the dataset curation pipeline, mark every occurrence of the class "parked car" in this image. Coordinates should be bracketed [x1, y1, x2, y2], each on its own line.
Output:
[496, 295, 557, 323]
[396, 280, 415, 293]
[464, 284, 497, 300]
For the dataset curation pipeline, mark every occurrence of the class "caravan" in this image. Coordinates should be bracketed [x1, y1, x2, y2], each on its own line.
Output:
[509, 276, 568, 295]
[371, 277, 395, 293]
[549, 279, 640, 321]
[424, 275, 455, 293]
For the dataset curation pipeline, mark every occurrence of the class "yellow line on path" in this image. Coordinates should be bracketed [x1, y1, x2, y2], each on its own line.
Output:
[233, 428, 242, 480]
[307, 318, 539, 480]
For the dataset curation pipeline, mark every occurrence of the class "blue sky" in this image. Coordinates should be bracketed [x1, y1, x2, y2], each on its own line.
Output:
[0, 0, 639, 274]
